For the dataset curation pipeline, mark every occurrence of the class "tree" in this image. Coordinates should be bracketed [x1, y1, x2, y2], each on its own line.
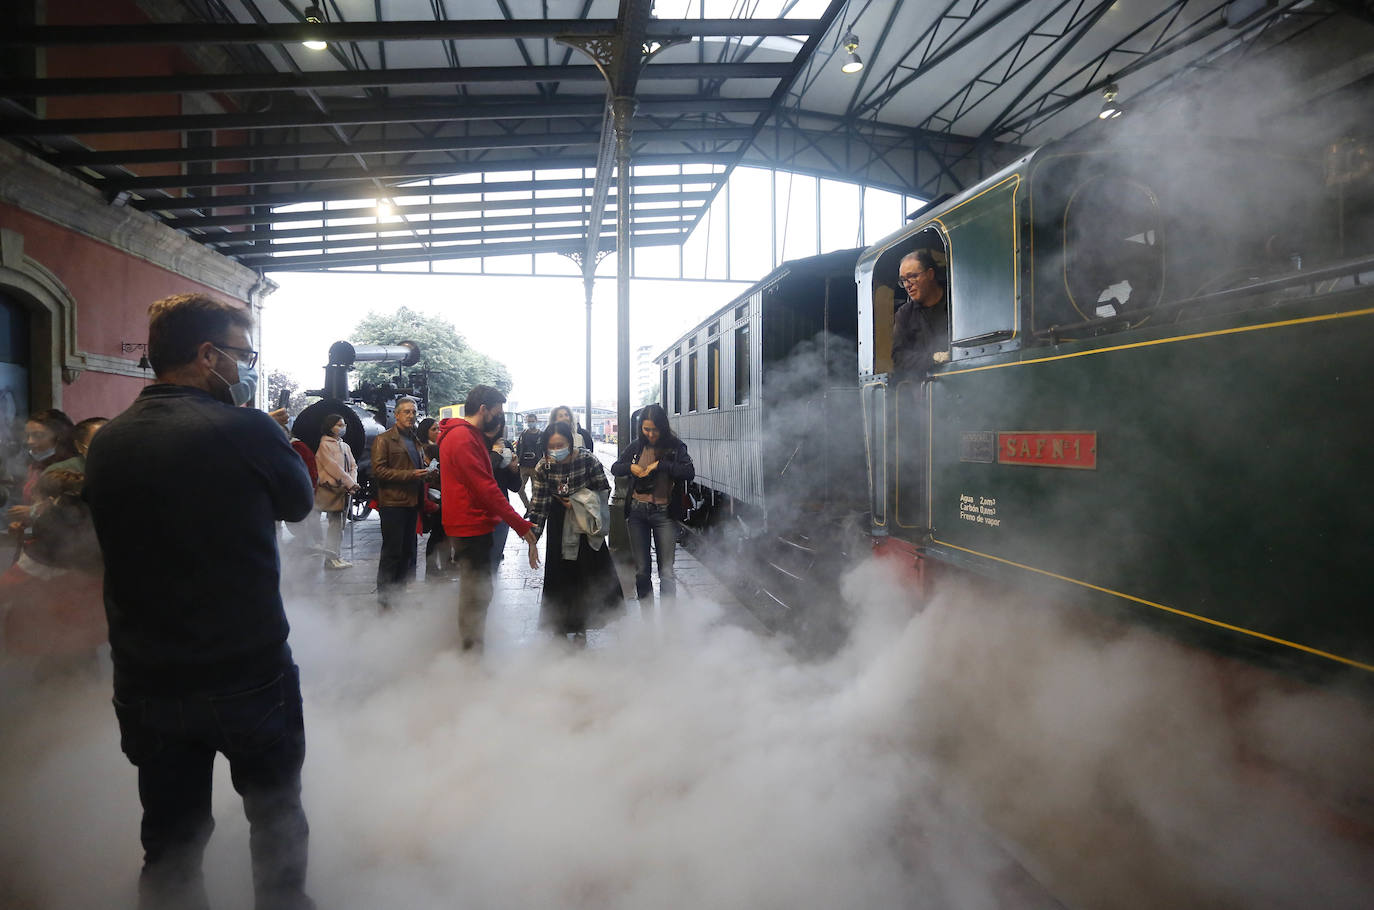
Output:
[639, 381, 661, 408]
[266, 368, 317, 418]
[348, 306, 512, 412]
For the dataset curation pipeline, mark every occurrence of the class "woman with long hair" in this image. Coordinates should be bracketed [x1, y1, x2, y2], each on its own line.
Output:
[547, 405, 593, 451]
[416, 416, 449, 578]
[527, 421, 622, 643]
[482, 413, 522, 570]
[610, 403, 694, 607]
[314, 413, 359, 570]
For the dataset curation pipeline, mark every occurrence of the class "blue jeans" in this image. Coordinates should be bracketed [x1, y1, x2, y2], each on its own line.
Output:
[627, 500, 677, 601]
[489, 521, 510, 573]
[112, 663, 312, 910]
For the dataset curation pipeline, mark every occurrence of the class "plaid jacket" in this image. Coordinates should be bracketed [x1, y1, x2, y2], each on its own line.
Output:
[528, 449, 610, 540]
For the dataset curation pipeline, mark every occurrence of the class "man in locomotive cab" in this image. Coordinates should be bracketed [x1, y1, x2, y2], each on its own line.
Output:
[892, 248, 950, 375]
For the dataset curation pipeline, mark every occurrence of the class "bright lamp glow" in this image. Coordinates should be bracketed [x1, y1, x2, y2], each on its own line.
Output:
[302, 4, 327, 50]
[1098, 82, 1124, 120]
[841, 34, 864, 74]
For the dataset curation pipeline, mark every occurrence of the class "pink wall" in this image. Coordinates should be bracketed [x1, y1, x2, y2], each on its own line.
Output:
[0, 203, 246, 422]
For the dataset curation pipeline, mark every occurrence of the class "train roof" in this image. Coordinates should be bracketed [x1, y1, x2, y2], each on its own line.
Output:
[653, 247, 862, 365]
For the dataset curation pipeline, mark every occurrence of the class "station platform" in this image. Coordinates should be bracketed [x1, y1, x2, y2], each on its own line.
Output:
[278, 505, 767, 653]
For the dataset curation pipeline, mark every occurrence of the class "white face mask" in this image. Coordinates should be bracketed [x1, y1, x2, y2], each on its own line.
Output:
[548, 446, 571, 462]
[332, 423, 345, 437]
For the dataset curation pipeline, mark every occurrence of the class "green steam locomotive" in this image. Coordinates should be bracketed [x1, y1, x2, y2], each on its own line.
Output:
[857, 134, 1373, 684]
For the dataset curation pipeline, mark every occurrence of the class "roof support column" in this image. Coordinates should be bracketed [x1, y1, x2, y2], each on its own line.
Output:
[613, 94, 637, 478]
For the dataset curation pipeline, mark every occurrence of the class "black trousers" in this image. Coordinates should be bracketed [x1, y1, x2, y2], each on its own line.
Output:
[376, 505, 418, 606]
[112, 663, 313, 910]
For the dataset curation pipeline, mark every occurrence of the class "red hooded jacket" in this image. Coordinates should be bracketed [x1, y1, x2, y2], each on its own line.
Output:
[437, 418, 533, 539]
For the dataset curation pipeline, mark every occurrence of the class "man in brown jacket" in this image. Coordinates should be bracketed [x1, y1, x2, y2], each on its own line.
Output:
[370, 397, 434, 608]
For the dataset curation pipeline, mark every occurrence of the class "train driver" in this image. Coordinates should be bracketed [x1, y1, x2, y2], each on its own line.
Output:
[892, 248, 950, 375]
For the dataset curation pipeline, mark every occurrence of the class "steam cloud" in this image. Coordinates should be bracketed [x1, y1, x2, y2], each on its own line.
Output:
[3, 557, 1371, 909]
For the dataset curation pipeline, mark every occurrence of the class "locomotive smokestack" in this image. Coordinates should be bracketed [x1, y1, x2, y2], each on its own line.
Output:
[318, 339, 422, 400]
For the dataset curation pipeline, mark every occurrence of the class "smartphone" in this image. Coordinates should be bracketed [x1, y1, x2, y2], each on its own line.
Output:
[277, 388, 291, 409]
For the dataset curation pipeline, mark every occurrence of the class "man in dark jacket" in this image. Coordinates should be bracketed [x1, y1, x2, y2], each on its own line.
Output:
[439, 385, 537, 652]
[892, 248, 950, 375]
[370, 397, 434, 608]
[515, 411, 543, 509]
[84, 292, 317, 910]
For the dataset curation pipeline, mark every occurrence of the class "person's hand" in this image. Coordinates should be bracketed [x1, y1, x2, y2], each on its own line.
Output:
[268, 407, 289, 429]
[523, 529, 540, 568]
[350, 484, 361, 494]
[7, 504, 30, 520]
[557, 496, 572, 510]
[642, 460, 659, 474]
[629, 463, 647, 478]
[412, 468, 430, 479]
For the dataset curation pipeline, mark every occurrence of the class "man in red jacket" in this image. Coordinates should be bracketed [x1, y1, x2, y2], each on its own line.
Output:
[438, 384, 538, 652]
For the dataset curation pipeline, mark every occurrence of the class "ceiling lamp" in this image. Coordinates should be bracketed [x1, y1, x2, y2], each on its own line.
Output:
[841, 34, 864, 74]
[1098, 81, 1124, 120]
[302, 5, 328, 51]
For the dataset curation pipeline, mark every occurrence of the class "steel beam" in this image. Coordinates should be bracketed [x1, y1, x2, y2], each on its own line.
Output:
[218, 212, 696, 255]
[192, 191, 709, 237]
[45, 125, 751, 167]
[0, 96, 771, 137]
[131, 170, 724, 214]
[0, 62, 792, 97]
[96, 151, 735, 192]
[245, 230, 684, 272]
[3, 19, 826, 47]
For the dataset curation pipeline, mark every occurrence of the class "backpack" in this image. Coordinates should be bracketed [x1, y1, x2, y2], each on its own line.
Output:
[517, 428, 542, 467]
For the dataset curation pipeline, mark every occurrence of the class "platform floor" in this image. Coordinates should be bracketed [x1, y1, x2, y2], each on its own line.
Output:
[278, 503, 767, 653]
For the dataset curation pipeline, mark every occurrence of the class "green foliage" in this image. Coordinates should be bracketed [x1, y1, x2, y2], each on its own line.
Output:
[265, 368, 317, 418]
[639, 382, 661, 408]
[349, 306, 512, 414]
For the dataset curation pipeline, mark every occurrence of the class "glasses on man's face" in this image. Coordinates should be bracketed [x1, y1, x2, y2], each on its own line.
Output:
[899, 271, 927, 288]
[215, 344, 259, 369]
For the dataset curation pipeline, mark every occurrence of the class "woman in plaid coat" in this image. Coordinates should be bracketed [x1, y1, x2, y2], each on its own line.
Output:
[527, 421, 623, 641]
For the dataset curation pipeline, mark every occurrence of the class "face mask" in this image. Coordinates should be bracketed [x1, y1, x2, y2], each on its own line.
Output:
[210, 361, 257, 407]
[549, 447, 571, 462]
[29, 447, 55, 462]
[333, 424, 345, 436]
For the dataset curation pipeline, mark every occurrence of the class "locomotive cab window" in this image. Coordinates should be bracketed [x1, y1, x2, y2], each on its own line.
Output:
[890, 230, 950, 377]
[1063, 177, 1165, 324]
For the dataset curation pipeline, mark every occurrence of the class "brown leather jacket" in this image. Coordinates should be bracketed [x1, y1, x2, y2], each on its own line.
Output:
[370, 425, 429, 508]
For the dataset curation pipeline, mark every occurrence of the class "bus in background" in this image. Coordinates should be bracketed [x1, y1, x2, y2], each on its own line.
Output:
[437, 404, 464, 421]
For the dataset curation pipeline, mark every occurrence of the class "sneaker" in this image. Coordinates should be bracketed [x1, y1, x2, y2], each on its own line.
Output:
[324, 557, 352, 570]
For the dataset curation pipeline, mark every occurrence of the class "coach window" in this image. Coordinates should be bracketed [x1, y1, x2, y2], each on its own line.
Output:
[674, 359, 683, 414]
[707, 339, 720, 409]
[660, 367, 668, 408]
[688, 351, 699, 411]
[734, 321, 750, 405]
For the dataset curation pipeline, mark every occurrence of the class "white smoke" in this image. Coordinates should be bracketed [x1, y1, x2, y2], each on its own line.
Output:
[1, 558, 1371, 909]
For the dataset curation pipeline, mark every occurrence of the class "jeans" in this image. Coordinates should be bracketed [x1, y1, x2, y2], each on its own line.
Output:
[452, 532, 494, 651]
[376, 505, 418, 606]
[112, 663, 313, 910]
[627, 500, 677, 601]
[489, 521, 510, 573]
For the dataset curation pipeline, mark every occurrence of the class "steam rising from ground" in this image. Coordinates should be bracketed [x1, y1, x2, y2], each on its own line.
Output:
[2, 561, 1372, 909]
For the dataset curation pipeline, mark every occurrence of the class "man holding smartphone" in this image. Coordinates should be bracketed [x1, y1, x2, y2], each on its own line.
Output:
[370, 397, 434, 609]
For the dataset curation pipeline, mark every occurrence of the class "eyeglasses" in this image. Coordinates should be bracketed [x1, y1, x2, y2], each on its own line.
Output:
[214, 344, 258, 369]
[899, 270, 927, 288]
